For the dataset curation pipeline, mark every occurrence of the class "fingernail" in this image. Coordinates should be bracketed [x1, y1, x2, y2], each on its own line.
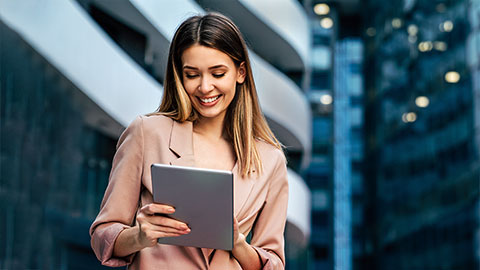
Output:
[167, 207, 175, 213]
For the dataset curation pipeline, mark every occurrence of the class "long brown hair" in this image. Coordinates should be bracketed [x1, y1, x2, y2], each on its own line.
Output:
[150, 13, 282, 176]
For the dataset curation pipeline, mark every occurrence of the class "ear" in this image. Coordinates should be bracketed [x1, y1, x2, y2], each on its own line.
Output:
[236, 62, 246, 84]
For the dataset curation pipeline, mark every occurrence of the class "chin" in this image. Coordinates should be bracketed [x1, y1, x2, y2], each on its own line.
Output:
[198, 112, 221, 119]
[196, 109, 224, 120]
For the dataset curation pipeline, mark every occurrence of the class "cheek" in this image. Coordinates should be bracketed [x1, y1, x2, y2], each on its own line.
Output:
[219, 78, 237, 95]
[183, 80, 197, 95]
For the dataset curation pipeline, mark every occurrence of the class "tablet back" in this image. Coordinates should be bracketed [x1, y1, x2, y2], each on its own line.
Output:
[151, 163, 233, 250]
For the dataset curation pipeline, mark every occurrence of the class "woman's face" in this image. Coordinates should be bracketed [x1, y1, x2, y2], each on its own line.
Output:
[181, 44, 245, 122]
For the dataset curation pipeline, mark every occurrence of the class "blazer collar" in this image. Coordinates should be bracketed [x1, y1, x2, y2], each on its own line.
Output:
[169, 120, 195, 167]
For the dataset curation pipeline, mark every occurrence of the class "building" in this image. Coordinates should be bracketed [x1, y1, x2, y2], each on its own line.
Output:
[0, 0, 312, 269]
[301, 1, 367, 270]
[363, 0, 480, 269]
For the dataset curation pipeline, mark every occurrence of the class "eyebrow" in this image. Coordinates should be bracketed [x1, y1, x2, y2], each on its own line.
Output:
[183, 64, 228, 70]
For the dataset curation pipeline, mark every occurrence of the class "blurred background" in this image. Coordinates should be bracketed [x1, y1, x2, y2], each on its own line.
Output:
[0, 0, 479, 269]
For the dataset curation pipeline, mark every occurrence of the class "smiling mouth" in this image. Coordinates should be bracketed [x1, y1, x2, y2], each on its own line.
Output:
[198, 95, 221, 104]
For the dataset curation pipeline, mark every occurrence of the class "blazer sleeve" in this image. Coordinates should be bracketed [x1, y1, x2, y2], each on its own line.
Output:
[89, 116, 145, 267]
[250, 150, 289, 270]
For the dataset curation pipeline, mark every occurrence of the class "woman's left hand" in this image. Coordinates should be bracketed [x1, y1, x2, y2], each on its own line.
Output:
[232, 217, 262, 269]
[233, 217, 245, 249]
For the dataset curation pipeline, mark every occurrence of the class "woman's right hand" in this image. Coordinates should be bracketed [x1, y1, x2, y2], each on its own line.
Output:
[135, 203, 191, 248]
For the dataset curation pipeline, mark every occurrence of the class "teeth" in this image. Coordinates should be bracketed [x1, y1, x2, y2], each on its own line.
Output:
[200, 95, 220, 103]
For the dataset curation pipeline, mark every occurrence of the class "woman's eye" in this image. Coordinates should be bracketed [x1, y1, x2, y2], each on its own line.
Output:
[185, 74, 198, 78]
[213, 73, 225, 78]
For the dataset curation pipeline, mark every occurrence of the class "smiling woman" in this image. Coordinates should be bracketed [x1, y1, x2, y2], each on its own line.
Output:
[90, 13, 289, 270]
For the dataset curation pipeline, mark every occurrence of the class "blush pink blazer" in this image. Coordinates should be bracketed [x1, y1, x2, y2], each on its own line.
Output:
[89, 114, 289, 269]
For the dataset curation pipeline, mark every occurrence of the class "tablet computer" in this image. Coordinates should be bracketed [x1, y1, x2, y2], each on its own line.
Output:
[151, 163, 233, 250]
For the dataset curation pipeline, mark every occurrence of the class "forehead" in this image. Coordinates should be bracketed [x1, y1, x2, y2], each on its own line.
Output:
[181, 44, 234, 68]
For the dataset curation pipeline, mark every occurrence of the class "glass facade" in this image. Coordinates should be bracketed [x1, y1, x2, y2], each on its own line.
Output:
[0, 22, 116, 269]
[306, 14, 335, 270]
[334, 38, 366, 270]
[363, 0, 480, 269]
[304, 2, 367, 270]
[333, 39, 353, 270]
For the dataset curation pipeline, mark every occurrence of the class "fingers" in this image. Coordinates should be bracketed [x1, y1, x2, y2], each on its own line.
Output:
[137, 220, 190, 248]
[138, 203, 190, 231]
[149, 230, 186, 239]
[140, 203, 176, 215]
[145, 223, 190, 235]
[139, 227, 187, 247]
[148, 215, 190, 231]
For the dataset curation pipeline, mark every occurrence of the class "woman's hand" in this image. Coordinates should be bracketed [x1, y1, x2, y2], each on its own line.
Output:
[112, 203, 190, 257]
[232, 217, 262, 270]
[233, 217, 245, 248]
[135, 203, 191, 249]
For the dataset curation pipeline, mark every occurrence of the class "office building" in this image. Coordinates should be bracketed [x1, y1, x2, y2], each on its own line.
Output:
[363, 0, 480, 269]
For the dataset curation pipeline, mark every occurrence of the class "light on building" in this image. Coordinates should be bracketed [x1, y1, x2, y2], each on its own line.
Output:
[445, 71, 460, 83]
[314, 3, 330, 15]
[402, 112, 417, 123]
[407, 24, 418, 36]
[407, 112, 417, 122]
[320, 94, 333, 105]
[415, 96, 430, 108]
[440, 20, 454, 32]
[392, 18, 402, 29]
[320, 17, 334, 29]
[433, 41, 447, 51]
[366, 27, 376, 37]
[418, 41, 433, 52]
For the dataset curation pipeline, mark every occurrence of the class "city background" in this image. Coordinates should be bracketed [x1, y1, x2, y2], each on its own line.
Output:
[0, 0, 479, 269]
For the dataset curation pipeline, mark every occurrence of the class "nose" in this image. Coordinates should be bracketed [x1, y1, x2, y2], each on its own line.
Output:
[198, 76, 214, 94]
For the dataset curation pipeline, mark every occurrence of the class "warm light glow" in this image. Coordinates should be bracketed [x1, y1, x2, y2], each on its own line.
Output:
[408, 25, 418, 36]
[445, 71, 460, 83]
[314, 3, 330, 15]
[392, 18, 402, 29]
[320, 94, 333, 105]
[406, 112, 417, 122]
[366, 27, 376, 37]
[402, 112, 417, 123]
[320, 17, 334, 29]
[415, 96, 430, 108]
[433, 41, 447, 51]
[440, 20, 454, 32]
[418, 41, 433, 52]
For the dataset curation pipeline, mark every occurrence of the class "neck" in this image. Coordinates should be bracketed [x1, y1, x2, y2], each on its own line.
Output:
[193, 114, 226, 140]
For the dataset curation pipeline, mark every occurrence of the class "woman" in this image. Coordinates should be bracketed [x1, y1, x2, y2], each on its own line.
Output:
[90, 13, 288, 270]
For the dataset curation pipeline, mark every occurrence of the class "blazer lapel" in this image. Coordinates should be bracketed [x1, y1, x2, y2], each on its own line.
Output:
[233, 165, 255, 218]
[168, 120, 195, 167]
